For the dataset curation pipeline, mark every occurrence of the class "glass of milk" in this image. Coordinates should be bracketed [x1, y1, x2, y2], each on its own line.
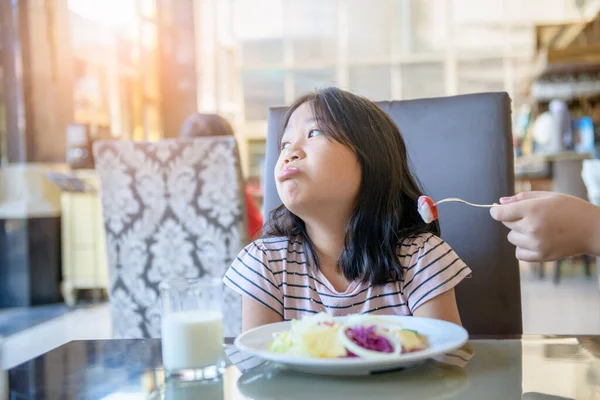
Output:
[159, 278, 225, 381]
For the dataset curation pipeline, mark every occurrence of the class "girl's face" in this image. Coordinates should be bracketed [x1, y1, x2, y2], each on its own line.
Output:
[275, 102, 361, 219]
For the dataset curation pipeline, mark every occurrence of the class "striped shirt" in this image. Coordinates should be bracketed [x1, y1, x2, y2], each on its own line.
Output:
[223, 233, 471, 320]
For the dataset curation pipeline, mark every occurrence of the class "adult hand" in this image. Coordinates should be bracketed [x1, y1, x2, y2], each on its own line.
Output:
[490, 191, 600, 262]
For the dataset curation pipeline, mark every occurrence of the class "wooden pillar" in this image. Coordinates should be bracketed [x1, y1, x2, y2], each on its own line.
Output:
[0, 0, 69, 307]
[0, 0, 26, 163]
[16, 0, 73, 163]
[157, 0, 197, 138]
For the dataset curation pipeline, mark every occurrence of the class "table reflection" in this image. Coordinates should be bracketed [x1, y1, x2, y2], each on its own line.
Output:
[7, 338, 600, 400]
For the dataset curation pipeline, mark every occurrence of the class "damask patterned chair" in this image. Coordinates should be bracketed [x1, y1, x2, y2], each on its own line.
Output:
[93, 137, 247, 338]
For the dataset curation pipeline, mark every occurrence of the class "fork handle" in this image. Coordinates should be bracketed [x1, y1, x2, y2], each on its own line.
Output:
[435, 198, 495, 208]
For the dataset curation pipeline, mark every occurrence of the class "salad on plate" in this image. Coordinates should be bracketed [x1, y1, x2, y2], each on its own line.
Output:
[268, 313, 428, 359]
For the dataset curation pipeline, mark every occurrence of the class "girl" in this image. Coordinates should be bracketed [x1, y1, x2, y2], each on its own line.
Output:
[224, 87, 471, 332]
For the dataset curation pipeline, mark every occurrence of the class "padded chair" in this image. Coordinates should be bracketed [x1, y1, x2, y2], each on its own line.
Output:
[93, 137, 247, 338]
[262, 93, 522, 335]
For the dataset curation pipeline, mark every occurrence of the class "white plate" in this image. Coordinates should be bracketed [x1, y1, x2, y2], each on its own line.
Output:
[234, 315, 469, 375]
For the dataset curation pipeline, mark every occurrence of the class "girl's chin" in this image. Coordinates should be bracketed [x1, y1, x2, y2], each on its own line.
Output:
[281, 199, 303, 213]
[280, 198, 309, 215]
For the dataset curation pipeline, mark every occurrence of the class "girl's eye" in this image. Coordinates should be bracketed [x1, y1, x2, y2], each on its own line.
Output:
[308, 129, 323, 138]
[281, 142, 290, 150]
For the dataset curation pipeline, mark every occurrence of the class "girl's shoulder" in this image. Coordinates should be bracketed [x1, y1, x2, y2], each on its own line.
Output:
[394, 233, 471, 313]
[251, 235, 305, 254]
[239, 236, 307, 276]
[395, 232, 445, 258]
[396, 232, 450, 266]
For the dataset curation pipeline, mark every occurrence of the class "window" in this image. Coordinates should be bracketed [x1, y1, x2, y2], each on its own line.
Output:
[457, 58, 505, 94]
[347, 0, 392, 61]
[349, 66, 392, 101]
[402, 0, 448, 54]
[288, 0, 338, 64]
[241, 39, 284, 68]
[140, 0, 156, 19]
[144, 102, 161, 141]
[242, 70, 285, 120]
[293, 69, 337, 97]
[401, 63, 445, 99]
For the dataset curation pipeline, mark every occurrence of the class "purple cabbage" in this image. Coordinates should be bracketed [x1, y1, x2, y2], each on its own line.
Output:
[343, 325, 394, 356]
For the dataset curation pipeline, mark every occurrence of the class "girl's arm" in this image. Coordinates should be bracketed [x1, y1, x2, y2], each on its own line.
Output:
[412, 288, 462, 326]
[242, 297, 284, 332]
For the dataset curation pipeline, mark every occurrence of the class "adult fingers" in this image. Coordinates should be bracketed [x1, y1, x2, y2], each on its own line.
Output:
[507, 230, 535, 250]
[499, 191, 553, 205]
[490, 202, 526, 223]
[515, 247, 542, 262]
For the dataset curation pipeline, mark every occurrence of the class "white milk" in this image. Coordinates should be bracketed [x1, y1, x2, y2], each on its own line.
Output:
[161, 310, 223, 371]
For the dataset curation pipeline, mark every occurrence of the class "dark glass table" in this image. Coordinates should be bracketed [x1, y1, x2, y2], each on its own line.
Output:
[4, 336, 600, 399]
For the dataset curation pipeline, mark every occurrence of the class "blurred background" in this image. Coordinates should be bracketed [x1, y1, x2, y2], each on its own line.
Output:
[0, 0, 598, 183]
[1, 0, 600, 364]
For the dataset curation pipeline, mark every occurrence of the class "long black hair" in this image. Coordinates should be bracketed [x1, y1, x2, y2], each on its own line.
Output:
[265, 87, 440, 285]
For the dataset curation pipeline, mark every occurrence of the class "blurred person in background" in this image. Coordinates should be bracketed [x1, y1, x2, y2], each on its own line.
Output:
[180, 114, 263, 240]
